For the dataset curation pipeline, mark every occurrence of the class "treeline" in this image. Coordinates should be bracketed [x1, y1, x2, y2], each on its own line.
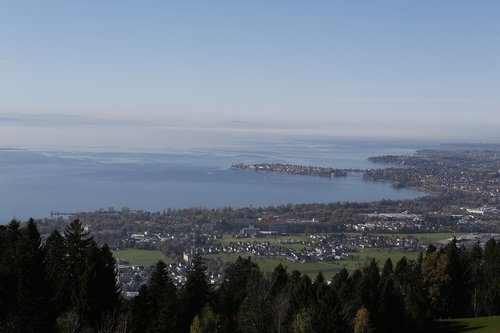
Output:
[38, 192, 499, 247]
[134, 240, 500, 333]
[2, 220, 500, 333]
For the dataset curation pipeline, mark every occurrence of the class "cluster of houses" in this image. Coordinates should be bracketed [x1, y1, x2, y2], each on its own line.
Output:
[126, 231, 170, 249]
[231, 163, 347, 177]
[116, 260, 147, 298]
[195, 228, 426, 264]
[239, 224, 289, 237]
[349, 212, 424, 232]
[436, 232, 500, 248]
[116, 252, 221, 298]
[117, 218, 491, 298]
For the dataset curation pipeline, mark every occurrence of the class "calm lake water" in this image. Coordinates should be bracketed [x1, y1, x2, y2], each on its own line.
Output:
[0, 139, 430, 223]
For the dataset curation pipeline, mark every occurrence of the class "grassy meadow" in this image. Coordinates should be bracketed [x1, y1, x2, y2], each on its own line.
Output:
[113, 248, 168, 267]
[205, 247, 421, 280]
[435, 315, 500, 333]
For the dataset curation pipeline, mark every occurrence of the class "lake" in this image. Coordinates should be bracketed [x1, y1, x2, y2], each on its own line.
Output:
[0, 138, 430, 223]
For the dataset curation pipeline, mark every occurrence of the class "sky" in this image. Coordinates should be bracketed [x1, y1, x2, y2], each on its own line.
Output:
[1, 1, 499, 145]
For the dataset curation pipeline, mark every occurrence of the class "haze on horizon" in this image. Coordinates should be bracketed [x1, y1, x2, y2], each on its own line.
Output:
[1, 1, 499, 147]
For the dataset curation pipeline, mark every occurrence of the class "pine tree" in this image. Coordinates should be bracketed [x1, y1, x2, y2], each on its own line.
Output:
[237, 270, 273, 333]
[288, 272, 312, 314]
[54, 219, 97, 331]
[180, 252, 212, 332]
[0, 221, 20, 331]
[0, 220, 52, 332]
[442, 238, 469, 317]
[64, 221, 94, 297]
[333, 269, 358, 332]
[217, 256, 260, 333]
[482, 238, 500, 315]
[75, 243, 121, 332]
[466, 241, 483, 316]
[44, 229, 68, 318]
[357, 259, 379, 327]
[144, 260, 179, 333]
[378, 259, 405, 333]
[15, 219, 52, 332]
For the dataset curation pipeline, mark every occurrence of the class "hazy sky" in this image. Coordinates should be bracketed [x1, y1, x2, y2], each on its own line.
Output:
[1, 1, 499, 143]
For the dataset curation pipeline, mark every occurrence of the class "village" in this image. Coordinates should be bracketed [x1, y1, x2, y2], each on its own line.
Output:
[114, 224, 432, 297]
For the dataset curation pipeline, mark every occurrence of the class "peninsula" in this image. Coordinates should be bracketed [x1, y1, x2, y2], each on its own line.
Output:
[231, 162, 348, 177]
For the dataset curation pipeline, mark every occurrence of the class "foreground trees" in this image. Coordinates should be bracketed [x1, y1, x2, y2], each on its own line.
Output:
[1, 219, 500, 333]
[131, 240, 500, 333]
[0, 219, 52, 332]
[0, 219, 120, 333]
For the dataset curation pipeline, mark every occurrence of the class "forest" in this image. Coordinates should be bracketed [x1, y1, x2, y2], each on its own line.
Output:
[1, 219, 500, 333]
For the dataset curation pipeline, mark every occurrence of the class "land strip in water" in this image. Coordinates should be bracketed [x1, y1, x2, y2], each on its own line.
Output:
[231, 162, 349, 177]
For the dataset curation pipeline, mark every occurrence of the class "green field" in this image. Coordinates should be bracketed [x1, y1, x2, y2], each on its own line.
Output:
[204, 252, 341, 280]
[113, 249, 168, 267]
[204, 246, 420, 280]
[341, 247, 421, 270]
[435, 315, 500, 333]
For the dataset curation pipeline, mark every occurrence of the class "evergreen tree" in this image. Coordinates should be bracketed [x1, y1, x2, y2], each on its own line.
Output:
[269, 265, 290, 333]
[422, 250, 449, 317]
[180, 252, 212, 333]
[466, 241, 483, 316]
[64, 219, 94, 281]
[132, 260, 179, 333]
[76, 243, 121, 332]
[152, 260, 179, 333]
[237, 270, 273, 333]
[217, 256, 259, 333]
[15, 219, 52, 333]
[442, 238, 469, 317]
[380, 258, 393, 283]
[288, 273, 312, 314]
[331, 267, 356, 329]
[394, 256, 429, 328]
[482, 239, 500, 315]
[44, 229, 68, 318]
[57, 219, 96, 326]
[311, 274, 346, 333]
[270, 263, 289, 295]
[0, 220, 53, 333]
[378, 259, 405, 333]
[0, 221, 20, 332]
[357, 259, 380, 327]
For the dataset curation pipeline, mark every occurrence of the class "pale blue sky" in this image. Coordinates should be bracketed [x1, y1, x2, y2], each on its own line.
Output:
[1, 1, 499, 142]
